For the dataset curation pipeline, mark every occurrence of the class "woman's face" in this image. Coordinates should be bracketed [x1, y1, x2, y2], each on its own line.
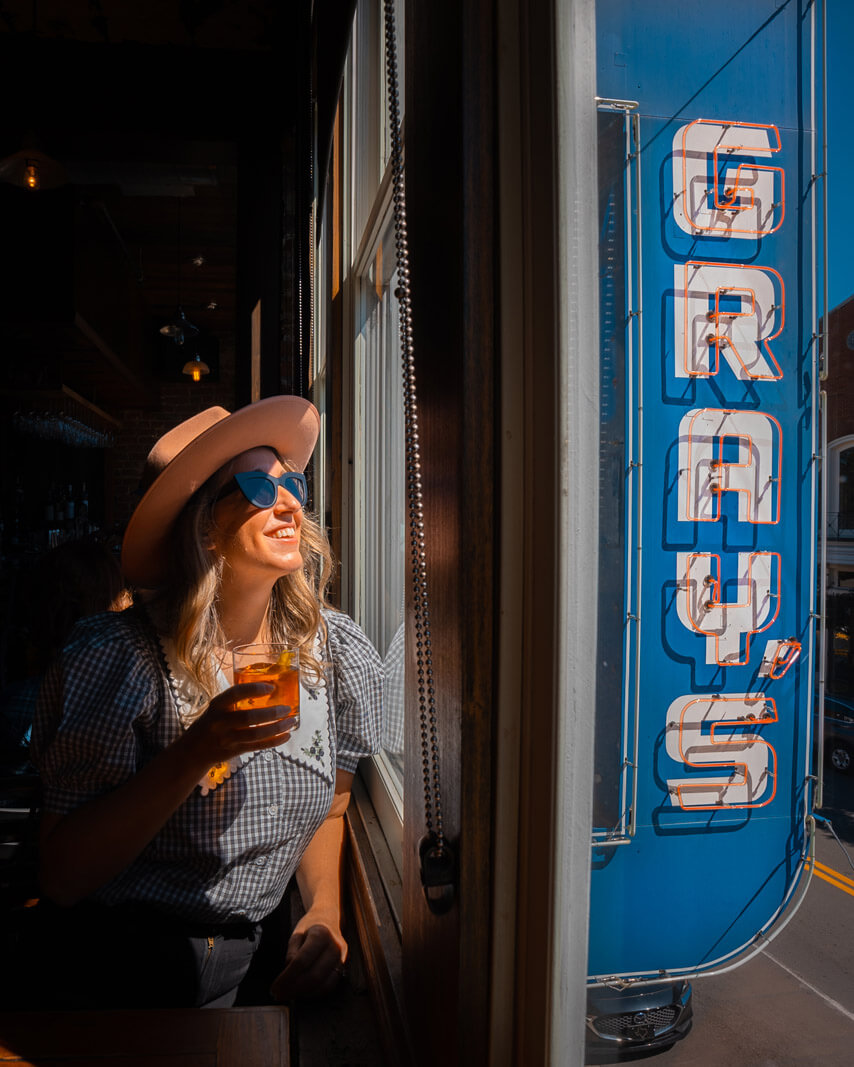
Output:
[209, 447, 304, 585]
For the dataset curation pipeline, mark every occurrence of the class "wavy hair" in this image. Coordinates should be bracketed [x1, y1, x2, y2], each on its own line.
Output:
[151, 452, 335, 701]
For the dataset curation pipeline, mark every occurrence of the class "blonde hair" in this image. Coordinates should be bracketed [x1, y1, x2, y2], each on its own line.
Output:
[153, 455, 335, 699]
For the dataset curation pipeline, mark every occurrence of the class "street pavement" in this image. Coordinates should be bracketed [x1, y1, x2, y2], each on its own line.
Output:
[587, 766, 854, 1065]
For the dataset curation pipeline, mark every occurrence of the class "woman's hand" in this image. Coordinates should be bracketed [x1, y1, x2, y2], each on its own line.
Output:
[270, 917, 348, 1001]
[184, 681, 294, 766]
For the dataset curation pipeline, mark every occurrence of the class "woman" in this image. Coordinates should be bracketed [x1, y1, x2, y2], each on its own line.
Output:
[28, 396, 382, 1009]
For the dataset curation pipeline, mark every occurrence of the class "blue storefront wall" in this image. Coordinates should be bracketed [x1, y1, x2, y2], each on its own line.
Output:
[589, 0, 821, 980]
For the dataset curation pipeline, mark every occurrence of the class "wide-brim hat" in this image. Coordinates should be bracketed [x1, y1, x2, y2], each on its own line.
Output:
[122, 395, 320, 588]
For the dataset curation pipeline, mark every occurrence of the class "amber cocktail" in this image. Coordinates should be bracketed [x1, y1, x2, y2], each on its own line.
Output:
[232, 643, 300, 730]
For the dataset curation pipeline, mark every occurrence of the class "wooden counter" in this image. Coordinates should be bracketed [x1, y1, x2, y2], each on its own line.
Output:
[0, 1006, 289, 1066]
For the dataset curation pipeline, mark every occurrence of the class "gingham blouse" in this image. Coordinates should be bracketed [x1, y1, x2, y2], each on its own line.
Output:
[32, 605, 382, 923]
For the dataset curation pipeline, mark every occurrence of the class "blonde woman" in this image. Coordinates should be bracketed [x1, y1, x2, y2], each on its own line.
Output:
[29, 397, 382, 1010]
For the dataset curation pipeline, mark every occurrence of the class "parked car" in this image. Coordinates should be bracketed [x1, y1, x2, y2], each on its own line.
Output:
[585, 979, 693, 1061]
[824, 693, 854, 775]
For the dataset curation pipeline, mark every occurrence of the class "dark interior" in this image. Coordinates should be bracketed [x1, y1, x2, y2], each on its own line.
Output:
[0, 0, 321, 686]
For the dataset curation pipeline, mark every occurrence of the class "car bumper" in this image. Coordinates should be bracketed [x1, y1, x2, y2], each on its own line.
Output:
[585, 981, 693, 1061]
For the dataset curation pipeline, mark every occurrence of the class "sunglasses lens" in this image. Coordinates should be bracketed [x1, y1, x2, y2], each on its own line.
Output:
[284, 474, 307, 504]
[233, 471, 307, 508]
[253, 481, 278, 508]
[234, 472, 275, 508]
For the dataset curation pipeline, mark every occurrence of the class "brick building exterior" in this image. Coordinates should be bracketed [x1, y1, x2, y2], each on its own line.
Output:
[824, 294, 854, 694]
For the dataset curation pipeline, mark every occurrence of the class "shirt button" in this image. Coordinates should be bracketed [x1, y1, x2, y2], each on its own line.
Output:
[255, 856, 267, 867]
[264, 751, 274, 762]
[268, 804, 278, 816]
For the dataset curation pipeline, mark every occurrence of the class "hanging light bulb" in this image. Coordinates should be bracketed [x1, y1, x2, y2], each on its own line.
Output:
[0, 146, 67, 190]
[24, 159, 40, 190]
[182, 351, 210, 382]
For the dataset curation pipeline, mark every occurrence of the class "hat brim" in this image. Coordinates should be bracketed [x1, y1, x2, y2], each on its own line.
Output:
[122, 396, 320, 587]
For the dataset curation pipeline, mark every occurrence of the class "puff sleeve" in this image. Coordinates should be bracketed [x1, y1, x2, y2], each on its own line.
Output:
[323, 610, 383, 773]
[31, 614, 164, 817]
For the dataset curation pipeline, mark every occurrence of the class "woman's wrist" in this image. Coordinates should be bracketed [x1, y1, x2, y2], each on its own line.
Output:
[179, 714, 221, 772]
[294, 904, 341, 933]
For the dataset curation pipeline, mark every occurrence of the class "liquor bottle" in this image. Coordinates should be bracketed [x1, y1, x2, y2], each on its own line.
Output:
[66, 484, 76, 529]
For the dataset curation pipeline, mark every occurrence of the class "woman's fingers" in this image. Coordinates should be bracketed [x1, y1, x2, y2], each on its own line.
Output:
[213, 680, 275, 708]
[214, 707, 293, 750]
[187, 684, 295, 760]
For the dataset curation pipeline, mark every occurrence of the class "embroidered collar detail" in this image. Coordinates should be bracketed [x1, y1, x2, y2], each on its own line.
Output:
[158, 635, 334, 793]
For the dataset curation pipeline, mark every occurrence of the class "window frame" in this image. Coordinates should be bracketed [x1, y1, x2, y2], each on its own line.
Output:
[827, 435, 854, 539]
[314, 0, 407, 877]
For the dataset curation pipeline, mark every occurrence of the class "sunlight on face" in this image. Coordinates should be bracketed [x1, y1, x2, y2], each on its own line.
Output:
[210, 448, 304, 585]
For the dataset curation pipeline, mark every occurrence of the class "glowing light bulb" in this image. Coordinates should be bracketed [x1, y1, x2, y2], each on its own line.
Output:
[182, 355, 210, 382]
[25, 160, 40, 190]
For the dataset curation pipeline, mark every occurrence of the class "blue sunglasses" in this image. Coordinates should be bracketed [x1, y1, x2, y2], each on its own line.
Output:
[223, 470, 309, 509]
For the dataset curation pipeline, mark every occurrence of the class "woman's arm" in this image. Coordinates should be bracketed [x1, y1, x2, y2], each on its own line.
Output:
[270, 768, 353, 1000]
[39, 682, 290, 906]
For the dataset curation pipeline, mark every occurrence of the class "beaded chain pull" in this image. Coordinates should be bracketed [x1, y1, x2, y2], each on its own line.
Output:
[383, 0, 454, 915]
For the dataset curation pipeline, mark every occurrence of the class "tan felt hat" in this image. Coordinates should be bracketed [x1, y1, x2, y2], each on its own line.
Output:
[121, 395, 320, 587]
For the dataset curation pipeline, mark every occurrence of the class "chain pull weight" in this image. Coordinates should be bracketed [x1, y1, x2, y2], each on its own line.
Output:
[383, 0, 455, 915]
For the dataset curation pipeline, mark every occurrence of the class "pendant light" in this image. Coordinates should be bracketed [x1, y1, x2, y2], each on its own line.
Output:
[159, 306, 199, 345]
[0, 144, 68, 191]
[182, 350, 210, 382]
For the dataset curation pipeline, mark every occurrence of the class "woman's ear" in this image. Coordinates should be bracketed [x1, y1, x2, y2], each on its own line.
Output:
[202, 518, 219, 553]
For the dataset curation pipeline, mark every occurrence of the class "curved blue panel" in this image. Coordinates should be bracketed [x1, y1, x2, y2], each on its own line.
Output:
[589, 0, 820, 980]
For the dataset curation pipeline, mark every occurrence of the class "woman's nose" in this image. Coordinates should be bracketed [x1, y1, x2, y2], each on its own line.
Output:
[274, 486, 302, 513]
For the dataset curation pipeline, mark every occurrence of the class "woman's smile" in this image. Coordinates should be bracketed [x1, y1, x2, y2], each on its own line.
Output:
[268, 525, 298, 541]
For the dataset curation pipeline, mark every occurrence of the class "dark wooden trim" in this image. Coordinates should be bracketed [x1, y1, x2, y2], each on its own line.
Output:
[402, 0, 498, 1063]
[345, 779, 413, 1067]
[402, 0, 464, 1058]
[458, 0, 498, 1062]
[0, 1007, 289, 1065]
[511, 0, 562, 1060]
[312, 0, 358, 223]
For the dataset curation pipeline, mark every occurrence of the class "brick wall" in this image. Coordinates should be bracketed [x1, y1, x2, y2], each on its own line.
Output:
[827, 295, 854, 445]
[107, 334, 237, 531]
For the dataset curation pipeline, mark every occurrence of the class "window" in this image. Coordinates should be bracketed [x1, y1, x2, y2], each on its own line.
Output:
[827, 436, 854, 539]
[352, 211, 405, 853]
[314, 0, 406, 868]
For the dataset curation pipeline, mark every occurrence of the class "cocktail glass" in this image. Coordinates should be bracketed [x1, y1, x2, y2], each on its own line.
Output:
[232, 643, 300, 731]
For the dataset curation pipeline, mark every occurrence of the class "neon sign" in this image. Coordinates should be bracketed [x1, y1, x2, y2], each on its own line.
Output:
[673, 119, 785, 236]
[674, 261, 785, 381]
[589, 0, 818, 986]
[668, 120, 793, 809]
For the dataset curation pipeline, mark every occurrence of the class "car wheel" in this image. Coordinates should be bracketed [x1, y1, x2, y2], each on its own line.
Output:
[829, 743, 852, 773]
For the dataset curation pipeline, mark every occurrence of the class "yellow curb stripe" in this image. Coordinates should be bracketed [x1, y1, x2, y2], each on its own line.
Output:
[812, 858, 854, 889]
[805, 860, 854, 899]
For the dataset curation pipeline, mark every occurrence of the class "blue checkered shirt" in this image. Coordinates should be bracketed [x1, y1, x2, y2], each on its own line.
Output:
[32, 605, 382, 923]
